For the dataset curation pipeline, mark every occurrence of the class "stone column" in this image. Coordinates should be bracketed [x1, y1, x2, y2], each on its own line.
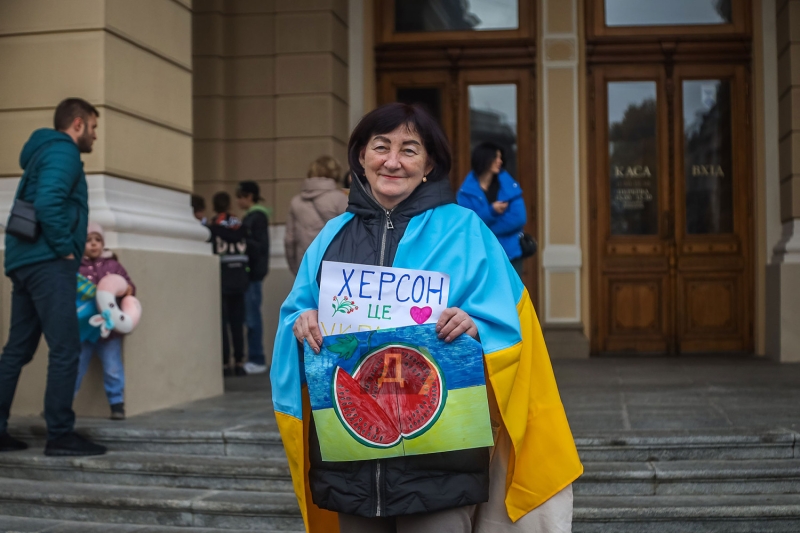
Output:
[0, 0, 221, 416]
[766, 0, 800, 361]
[192, 1, 349, 360]
[539, 0, 589, 357]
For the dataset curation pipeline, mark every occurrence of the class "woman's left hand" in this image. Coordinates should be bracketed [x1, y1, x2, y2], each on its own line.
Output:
[436, 307, 478, 343]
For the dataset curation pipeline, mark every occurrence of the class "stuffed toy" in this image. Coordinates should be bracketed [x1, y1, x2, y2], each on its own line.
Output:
[77, 274, 100, 343]
[85, 274, 142, 339]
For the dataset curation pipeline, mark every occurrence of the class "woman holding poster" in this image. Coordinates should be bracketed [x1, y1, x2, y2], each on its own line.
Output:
[271, 103, 582, 533]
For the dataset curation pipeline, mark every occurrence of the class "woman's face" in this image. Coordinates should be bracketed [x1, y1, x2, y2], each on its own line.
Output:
[359, 125, 434, 210]
[490, 150, 503, 175]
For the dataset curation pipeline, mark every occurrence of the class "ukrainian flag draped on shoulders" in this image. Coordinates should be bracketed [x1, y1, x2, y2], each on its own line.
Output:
[271, 204, 583, 532]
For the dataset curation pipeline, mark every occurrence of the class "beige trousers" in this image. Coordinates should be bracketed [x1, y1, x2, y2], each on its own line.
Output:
[473, 426, 574, 533]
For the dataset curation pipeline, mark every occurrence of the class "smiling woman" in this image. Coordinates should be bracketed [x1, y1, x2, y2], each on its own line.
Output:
[271, 103, 581, 533]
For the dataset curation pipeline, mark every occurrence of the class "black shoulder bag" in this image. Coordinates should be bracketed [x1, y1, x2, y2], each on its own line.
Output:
[6, 146, 79, 242]
[519, 232, 538, 259]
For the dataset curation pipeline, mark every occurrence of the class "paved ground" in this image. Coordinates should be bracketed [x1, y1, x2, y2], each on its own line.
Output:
[556, 356, 800, 434]
[9, 356, 800, 436]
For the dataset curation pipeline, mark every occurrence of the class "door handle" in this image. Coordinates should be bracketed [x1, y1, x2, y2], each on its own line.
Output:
[662, 212, 673, 239]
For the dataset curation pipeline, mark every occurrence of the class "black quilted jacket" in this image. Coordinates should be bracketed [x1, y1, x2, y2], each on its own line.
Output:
[308, 175, 491, 518]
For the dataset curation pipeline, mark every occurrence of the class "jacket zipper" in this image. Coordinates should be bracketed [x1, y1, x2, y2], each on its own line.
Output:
[379, 208, 394, 266]
[377, 209, 389, 514]
[353, 177, 390, 515]
[375, 461, 382, 516]
[352, 175, 396, 268]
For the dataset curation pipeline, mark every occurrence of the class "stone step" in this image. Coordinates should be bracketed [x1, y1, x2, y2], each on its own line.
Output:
[9, 421, 798, 461]
[573, 494, 800, 533]
[575, 428, 800, 462]
[0, 449, 294, 493]
[576, 459, 800, 496]
[0, 515, 304, 533]
[6, 420, 286, 458]
[0, 478, 303, 531]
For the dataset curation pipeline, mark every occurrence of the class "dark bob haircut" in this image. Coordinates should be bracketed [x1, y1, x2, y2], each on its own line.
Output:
[348, 103, 452, 183]
[471, 141, 503, 177]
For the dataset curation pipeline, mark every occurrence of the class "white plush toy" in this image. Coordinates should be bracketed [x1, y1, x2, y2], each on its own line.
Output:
[89, 274, 142, 338]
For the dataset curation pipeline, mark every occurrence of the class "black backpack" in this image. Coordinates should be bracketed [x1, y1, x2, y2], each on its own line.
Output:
[209, 219, 250, 294]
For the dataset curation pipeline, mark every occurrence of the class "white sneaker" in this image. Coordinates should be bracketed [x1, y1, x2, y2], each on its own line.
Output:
[244, 362, 267, 375]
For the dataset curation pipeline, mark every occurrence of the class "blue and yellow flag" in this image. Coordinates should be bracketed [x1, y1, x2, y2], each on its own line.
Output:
[271, 204, 583, 532]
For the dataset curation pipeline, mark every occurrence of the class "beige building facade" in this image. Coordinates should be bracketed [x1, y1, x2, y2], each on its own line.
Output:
[0, 0, 797, 418]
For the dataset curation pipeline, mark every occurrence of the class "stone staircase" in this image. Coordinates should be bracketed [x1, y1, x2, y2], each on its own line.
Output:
[572, 429, 800, 532]
[0, 423, 799, 532]
[0, 421, 304, 532]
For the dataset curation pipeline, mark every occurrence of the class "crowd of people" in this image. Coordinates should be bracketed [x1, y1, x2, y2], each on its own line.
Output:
[193, 183, 270, 377]
[192, 155, 351, 377]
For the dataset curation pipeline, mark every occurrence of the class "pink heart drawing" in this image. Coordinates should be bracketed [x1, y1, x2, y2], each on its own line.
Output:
[410, 306, 432, 325]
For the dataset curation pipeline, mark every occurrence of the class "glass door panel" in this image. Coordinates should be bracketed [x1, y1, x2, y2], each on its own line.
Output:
[378, 70, 454, 156]
[468, 84, 518, 177]
[396, 87, 444, 125]
[682, 79, 733, 235]
[395, 0, 519, 32]
[604, 0, 732, 27]
[607, 81, 659, 235]
[457, 69, 535, 298]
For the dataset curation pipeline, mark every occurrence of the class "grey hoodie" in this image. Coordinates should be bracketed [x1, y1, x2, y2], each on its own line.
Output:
[284, 177, 347, 274]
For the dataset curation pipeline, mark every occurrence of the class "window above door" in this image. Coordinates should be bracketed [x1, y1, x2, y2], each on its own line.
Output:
[377, 0, 533, 44]
[587, 0, 749, 40]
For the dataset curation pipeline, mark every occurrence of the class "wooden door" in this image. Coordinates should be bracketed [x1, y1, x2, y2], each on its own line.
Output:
[590, 64, 752, 354]
[672, 64, 752, 353]
[379, 67, 538, 301]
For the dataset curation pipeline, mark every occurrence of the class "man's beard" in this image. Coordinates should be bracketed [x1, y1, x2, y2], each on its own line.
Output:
[77, 129, 93, 153]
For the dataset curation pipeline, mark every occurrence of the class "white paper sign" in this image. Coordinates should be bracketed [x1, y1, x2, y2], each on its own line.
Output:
[318, 261, 450, 336]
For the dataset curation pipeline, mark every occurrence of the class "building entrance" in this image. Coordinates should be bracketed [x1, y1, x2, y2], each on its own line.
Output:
[587, 0, 754, 354]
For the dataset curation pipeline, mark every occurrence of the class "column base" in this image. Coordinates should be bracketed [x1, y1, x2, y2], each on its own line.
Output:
[766, 262, 800, 363]
[543, 326, 590, 359]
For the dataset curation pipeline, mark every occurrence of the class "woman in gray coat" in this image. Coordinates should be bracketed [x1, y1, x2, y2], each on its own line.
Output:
[284, 155, 348, 275]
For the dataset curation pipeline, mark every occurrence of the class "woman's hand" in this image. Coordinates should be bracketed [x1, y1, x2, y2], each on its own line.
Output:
[492, 201, 509, 214]
[436, 307, 478, 343]
[293, 310, 323, 354]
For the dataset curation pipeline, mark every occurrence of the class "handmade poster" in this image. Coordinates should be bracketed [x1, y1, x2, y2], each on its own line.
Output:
[318, 261, 450, 336]
[304, 324, 494, 462]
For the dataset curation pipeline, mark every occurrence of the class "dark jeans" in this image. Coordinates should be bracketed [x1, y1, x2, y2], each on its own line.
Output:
[0, 259, 81, 440]
[511, 257, 524, 278]
[245, 280, 265, 365]
[221, 292, 245, 366]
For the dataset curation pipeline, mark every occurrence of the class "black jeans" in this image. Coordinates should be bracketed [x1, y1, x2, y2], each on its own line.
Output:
[0, 259, 81, 440]
[221, 292, 245, 366]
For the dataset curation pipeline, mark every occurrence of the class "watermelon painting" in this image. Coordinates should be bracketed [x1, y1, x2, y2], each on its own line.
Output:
[304, 324, 493, 462]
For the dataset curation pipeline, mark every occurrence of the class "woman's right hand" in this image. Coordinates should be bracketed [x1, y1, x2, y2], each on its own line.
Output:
[293, 310, 323, 354]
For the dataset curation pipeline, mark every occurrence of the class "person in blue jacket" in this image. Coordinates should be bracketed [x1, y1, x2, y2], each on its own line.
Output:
[457, 142, 527, 276]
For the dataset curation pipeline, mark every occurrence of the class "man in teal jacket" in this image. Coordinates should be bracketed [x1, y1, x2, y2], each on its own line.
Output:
[0, 98, 106, 456]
